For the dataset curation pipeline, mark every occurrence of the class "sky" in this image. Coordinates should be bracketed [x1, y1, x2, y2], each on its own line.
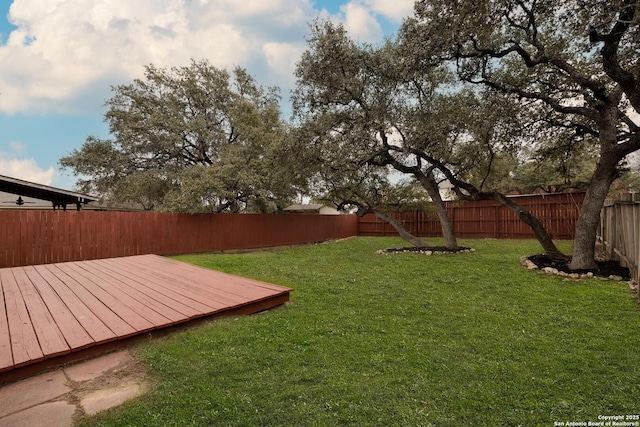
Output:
[0, 0, 415, 190]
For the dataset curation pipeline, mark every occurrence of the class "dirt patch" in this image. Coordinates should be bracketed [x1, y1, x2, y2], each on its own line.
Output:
[70, 353, 150, 400]
[378, 246, 474, 255]
[62, 350, 151, 422]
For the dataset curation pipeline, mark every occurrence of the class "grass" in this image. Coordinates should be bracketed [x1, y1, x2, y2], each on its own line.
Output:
[77, 237, 640, 426]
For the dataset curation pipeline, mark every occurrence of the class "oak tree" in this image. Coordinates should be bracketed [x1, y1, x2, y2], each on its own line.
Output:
[401, 0, 640, 269]
[293, 21, 459, 249]
[61, 60, 297, 213]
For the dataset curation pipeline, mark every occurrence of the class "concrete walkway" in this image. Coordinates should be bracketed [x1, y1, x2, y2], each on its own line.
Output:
[0, 349, 147, 426]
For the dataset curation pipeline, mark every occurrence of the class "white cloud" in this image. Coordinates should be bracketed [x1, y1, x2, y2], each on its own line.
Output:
[0, 0, 318, 114]
[0, 157, 56, 185]
[0, 0, 412, 115]
[360, 0, 415, 22]
[0, 140, 56, 184]
[340, 2, 383, 43]
[325, 0, 414, 44]
[263, 42, 305, 80]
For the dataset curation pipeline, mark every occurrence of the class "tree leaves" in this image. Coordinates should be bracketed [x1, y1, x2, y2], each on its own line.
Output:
[60, 60, 296, 212]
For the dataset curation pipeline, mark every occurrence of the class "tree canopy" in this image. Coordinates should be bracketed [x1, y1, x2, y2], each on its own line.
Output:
[60, 60, 298, 213]
[399, 0, 640, 268]
[293, 21, 459, 249]
[293, 1, 639, 267]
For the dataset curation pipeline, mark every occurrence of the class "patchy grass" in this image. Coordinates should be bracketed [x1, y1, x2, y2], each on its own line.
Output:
[77, 238, 640, 426]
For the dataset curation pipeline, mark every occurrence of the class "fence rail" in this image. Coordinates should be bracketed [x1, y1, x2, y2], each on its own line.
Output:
[0, 211, 358, 268]
[358, 193, 585, 240]
[598, 193, 640, 283]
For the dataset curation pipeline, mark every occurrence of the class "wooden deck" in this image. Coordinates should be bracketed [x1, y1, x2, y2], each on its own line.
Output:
[0, 254, 291, 382]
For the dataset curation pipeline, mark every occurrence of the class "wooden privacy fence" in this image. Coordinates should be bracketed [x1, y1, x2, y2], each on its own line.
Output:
[0, 192, 585, 268]
[0, 211, 358, 268]
[358, 192, 585, 240]
[599, 193, 640, 283]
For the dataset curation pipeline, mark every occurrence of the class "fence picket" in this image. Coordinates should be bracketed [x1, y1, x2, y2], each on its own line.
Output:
[598, 193, 640, 284]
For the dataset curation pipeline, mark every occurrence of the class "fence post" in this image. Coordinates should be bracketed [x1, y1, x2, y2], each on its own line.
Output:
[608, 204, 617, 259]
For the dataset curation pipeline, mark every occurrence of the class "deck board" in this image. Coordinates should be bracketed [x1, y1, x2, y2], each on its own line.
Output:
[22, 266, 94, 351]
[0, 254, 292, 378]
[32, 264, 116, 344]
[0, 272, 14, 370]
[91, 259, 203, 319]
[0, 269, 44, 368]
[11, 268, 70, 358]
[139, 256, 284, 300]
[130, 255, 285, 305]
[59, 262, 158, 331]
[117, 257, 252, 308]
[80, 261, 186, 323]
[100, 257, 227, 312]
[47, 264, 137, 338]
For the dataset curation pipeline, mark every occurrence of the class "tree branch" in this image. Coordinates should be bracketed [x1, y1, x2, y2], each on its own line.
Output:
[590, 2, 640, 112]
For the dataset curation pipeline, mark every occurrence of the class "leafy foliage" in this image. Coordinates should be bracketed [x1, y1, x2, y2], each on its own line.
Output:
[60, 60, 297, 212]
[401, 0, 640, 268]
[293, 21, 459, 248]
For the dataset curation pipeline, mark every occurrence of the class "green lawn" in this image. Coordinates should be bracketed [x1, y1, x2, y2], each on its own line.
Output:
[78, 238, 640, 426]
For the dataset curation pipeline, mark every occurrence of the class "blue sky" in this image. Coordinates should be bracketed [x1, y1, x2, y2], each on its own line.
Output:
[0, 0, 413, 190]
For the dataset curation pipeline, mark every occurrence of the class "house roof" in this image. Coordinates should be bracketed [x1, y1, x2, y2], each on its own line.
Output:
[0, 191, 52, 209]
[0, 174, 98, 210]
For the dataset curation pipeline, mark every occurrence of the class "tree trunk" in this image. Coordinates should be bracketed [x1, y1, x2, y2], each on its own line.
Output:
[423, 155, 566, 259]
[568, 157, 619, 270]
[415, 171, 459, 250]
[373, 210, 430, 248]
[379, 154, 459, 250]
[492, 193, 567, 261]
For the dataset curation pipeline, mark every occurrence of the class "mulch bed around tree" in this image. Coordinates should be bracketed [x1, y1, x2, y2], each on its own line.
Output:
[527, 254, 631, 280]
[378, 246, 474, 255]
